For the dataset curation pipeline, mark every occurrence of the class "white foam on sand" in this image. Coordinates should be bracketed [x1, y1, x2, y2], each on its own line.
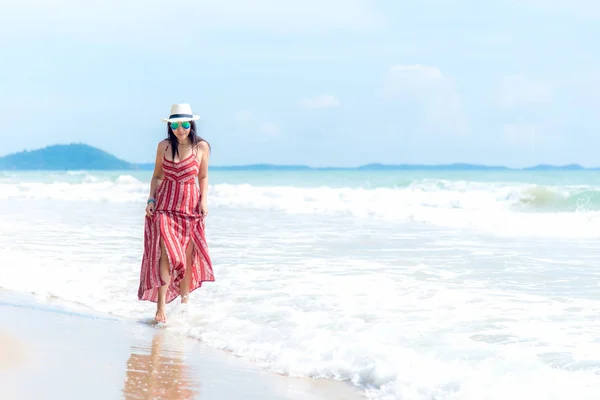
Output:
[0, 290, 365, 400]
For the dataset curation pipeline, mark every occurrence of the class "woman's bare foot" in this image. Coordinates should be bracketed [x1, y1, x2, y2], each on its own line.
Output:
[155, 303, 167, 323]
[181, 294, 189, 304]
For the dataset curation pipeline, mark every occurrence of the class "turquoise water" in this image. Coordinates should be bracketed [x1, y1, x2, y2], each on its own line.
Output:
[5, 169, 600, 213]
[5, 168, 600, 186]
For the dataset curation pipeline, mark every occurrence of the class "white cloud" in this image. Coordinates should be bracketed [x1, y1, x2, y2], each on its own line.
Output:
[566, 69, 600, 106]
[234, 110, 281, 137]
[508, 0, 600, 19]
[197, 0, 384, 32]
[497, 73, 553, 108]
[234, 109, 254, 125]
[0, 0, 384, 41]
[259, 123, 282, 137]
[299, 94, 341, 109]
[385, 64, 467, 134]
[503, 123, 539, 147]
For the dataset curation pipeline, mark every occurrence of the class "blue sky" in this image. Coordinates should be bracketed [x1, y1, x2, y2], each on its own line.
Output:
[1, 0, 600, 167]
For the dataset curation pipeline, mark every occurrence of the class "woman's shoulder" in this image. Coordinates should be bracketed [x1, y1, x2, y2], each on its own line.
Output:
[195, 139, 210, 152]
[157, 139, 169, 150]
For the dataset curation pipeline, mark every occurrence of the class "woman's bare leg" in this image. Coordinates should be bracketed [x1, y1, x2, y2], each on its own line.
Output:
[179, 240, 194, 304]
[156, 239, 171, 323]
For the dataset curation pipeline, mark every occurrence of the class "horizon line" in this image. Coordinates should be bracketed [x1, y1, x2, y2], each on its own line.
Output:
[2, 143, 599, 171]
[199, 162, 598, 170]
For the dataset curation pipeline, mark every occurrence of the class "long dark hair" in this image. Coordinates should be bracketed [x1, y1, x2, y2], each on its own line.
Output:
[167, 120, 211, 161]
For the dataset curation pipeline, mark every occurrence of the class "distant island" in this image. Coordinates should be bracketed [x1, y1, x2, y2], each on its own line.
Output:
[0, 143, 596, 171]
[0, 143, 138, 171]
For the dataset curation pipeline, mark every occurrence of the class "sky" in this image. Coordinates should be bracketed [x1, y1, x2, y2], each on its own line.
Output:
[1, 0, 600, 167]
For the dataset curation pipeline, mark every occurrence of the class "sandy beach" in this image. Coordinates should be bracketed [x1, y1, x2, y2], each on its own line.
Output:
[0, 290, 364, 400]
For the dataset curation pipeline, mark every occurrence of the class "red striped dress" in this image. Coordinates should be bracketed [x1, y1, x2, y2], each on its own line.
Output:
[138, 145, 214, 304]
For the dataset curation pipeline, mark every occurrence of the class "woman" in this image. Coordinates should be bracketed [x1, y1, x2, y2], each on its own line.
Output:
[138, 103, 215, 323]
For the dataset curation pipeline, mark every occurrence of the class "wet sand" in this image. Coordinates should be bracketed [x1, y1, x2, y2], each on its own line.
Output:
[0, 290, 365, 400]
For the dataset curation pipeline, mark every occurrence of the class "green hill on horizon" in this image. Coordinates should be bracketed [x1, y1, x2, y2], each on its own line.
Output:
[0, 143, 138, 170]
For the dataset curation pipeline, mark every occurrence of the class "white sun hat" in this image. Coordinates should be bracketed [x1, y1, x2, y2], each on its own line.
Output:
[161, 103, 200, 123]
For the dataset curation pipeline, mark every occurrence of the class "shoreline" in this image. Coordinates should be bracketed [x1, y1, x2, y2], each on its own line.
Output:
[0, 289, 365, 400]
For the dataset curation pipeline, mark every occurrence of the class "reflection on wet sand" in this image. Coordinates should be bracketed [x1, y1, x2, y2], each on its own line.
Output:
[123, 330, 200, 399]
[0, 333, 27, 371]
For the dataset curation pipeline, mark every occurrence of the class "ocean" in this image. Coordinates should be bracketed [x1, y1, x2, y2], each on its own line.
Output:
[1, 168, 600, 399]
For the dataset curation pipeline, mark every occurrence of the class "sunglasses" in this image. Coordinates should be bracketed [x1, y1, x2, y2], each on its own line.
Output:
[170, 121, 191, 130]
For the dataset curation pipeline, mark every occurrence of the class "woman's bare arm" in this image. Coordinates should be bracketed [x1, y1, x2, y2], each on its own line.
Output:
[148, 141, 167, 200]
[197, 141, 210, 213]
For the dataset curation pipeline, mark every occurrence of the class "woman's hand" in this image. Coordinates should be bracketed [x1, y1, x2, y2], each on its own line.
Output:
[200, 201, 208, 217]
[145, 199, 155, 217]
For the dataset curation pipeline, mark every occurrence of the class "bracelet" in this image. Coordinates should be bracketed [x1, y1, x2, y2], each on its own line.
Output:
[147, 197, 156, 204]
